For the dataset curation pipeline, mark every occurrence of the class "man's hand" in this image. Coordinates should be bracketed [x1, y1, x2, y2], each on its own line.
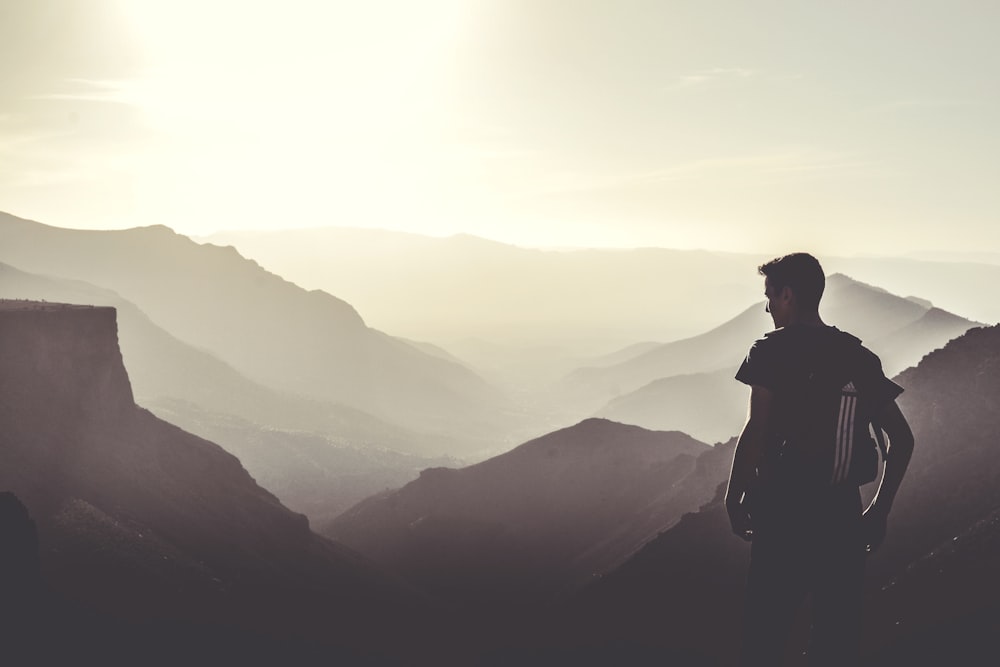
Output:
[727, 496, 754, 542]
[862, 505, 888, 554]
[725, 385, 772, 543]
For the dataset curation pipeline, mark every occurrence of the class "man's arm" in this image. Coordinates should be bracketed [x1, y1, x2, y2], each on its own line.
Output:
[726, 385, 773, 541]
[863, 400, 915, 552]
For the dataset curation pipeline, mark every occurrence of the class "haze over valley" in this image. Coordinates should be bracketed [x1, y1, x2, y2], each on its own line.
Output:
[1, 208, 997, 663]
[3, 1, 999, 663]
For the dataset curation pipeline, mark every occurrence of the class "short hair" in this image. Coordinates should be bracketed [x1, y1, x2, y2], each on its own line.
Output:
[758, 253, 825, 312]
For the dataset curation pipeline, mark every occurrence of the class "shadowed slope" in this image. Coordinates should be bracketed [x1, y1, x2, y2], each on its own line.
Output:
[325, 419, 712, 607]
[0, 263, 452, 525]
[571, 324, 1000, 665]
[0, 301, 422, 663]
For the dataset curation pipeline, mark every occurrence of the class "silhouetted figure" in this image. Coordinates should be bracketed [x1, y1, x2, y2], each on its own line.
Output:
[725, 253, 915, 666]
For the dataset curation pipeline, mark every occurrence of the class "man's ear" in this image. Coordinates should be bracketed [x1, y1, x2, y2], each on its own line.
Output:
[780, 285, 795, 306]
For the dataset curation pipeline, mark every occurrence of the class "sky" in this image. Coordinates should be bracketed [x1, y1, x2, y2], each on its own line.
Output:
[1, 0, 998, 254]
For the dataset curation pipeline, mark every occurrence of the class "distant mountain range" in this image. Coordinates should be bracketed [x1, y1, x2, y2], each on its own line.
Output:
[589, 274, 978, 443]
[203, 226, 1000, 353]
[0, 261, 454, 523]
[0, 212, 527, 455]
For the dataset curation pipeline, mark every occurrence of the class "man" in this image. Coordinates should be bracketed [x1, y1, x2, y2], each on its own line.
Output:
[725, 253, 914, 666]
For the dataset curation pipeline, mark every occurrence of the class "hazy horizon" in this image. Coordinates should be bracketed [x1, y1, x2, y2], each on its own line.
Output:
[2, 1, 999, 256]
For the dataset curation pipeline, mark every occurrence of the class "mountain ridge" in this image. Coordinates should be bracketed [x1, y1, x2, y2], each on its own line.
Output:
[325, 418, 714, 606]
[0, 211, 520, 453]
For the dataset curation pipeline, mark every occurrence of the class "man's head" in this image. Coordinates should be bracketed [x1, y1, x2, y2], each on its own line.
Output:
[758, 253, 825, 328]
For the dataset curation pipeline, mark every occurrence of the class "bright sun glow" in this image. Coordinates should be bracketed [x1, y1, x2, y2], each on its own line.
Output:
[112, 0, 476, 234]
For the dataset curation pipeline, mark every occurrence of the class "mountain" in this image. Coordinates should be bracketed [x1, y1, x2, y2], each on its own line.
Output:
[0, 300, 426, 663]
[562, 302, 767, 415]
[0, 262, 454, 526]
[0, 212, 519, 453]
[0, 261, 427, 447]
[870, 306, 981, 377]
[827, 255, 1000, 325]
[149, 399, 450, 527]
[863, 507, 1000, 666]
[202, 226, 766, 346]
[202, 226, 1000, 354]
[324, 419, 712, 607]
[597, 368, 746, 444]
[589, 275, 977, 443]
[569, 324, 1000, 665]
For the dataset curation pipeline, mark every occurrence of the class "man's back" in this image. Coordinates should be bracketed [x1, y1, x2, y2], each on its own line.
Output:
[737, 324, 901, 492]
[725, 253, 914, 666]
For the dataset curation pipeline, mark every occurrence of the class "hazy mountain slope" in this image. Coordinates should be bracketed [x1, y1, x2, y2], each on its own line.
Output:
[0, 301, 421, 662]
[0, 263, 456, 525]
[0, 212, 515, 450]
[828, 256, 1000, 326]
[570, 274, 929, 404]
[870, 306, 982, 376]
[203, 226, 765, 346]
[596, 295, 975, 443]
[0, 261, 417, 443]
[580, 275, 976, 437]
[325, 419, 712, 606]
[582, 340, 665, 368]
[573, 324, 1000, 664]
[563, 302, 767, 414]
[148, 399, 450, 527]
[203, 226, 1000, 349]
[597, 368, 747, 444]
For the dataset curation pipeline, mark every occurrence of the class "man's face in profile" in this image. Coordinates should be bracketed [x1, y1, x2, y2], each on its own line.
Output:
[764, 277, 789, 328]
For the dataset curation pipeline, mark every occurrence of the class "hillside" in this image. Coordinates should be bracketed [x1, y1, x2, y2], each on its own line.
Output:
[202, 226, 764, 347]
[325, 419, 712, 607]
[597, 368, 746, 444]
[0, 262, 453, 524]
[203, 226, 1000, 355]
[571, 324, 1000, 665]
[590, 275, 976, 442]
[0, 212, 520, 453]
[0, 301, 422, 663]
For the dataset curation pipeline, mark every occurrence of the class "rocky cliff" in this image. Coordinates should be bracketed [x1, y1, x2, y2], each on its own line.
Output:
[0, 300, 422, 664]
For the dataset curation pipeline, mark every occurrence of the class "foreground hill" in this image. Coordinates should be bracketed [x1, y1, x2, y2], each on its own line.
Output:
[569, 324, 1000, 665]
[0, 212, 517, 453]
[0, 301, 421, 663]
[325, 419, 712, 607]
[592, 274, 977, 443]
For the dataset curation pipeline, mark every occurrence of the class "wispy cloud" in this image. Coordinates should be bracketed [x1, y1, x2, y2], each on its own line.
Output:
[664, 67, 757, 91]
[861, 98, 976, 115]
[637, 150, 873, 183]
[26, 78, 135, 105]
[523, 148, 880, 199]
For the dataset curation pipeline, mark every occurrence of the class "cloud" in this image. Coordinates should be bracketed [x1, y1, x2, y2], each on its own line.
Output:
[24, 79, 138, 107]
[637, 149, 873, 183]
[861, 98, 975, 115]
[665, 67, 757, 91]
[522, 148, 880, 199]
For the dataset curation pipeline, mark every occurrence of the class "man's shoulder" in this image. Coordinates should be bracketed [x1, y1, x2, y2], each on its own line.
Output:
[749, 326, 874, 366]
[762, 325, 862, 345]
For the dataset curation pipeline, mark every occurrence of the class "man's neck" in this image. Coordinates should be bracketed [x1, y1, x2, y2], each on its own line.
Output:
[788, 311, 825, 327]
